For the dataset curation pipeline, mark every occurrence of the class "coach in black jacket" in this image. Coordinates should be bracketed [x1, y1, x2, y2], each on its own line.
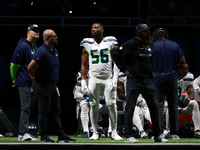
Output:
[111, 24, 168, 143]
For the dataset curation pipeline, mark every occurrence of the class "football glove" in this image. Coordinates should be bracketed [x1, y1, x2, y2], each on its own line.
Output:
[108, 76, 118, 92]
[81, 79, 90, 95]
[137, 96, 147, 108]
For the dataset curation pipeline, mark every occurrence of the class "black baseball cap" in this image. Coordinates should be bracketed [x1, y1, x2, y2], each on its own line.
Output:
[136, 24, 150, 36]
[27, 24, 39, 31]
[136, 24, 150, 31]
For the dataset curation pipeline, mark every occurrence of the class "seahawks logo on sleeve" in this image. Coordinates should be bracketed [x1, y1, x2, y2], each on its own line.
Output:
[76, 71, 88, 83]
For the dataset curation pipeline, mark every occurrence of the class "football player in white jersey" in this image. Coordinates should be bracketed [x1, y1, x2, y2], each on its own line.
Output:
[74, 71, 90, 138]
[116, 72, 127, 112]
[74, 71, 112, 138]
[80, 23, 122, 140]
[165, 64, 200, 138]
[117, 72, 152, 139]
[193, 75, 200, 102]
[133, 94, 152, 139]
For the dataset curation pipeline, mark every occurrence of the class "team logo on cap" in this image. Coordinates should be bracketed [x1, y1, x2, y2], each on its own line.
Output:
[141, 24, 148, 29]
[27, 24, 39, 31]
[33, 24, 38, 28]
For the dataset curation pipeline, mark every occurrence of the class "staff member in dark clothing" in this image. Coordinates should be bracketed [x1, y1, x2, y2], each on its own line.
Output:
[111, 24, 168, 143]
[153, 28, 186, 139]
[28, 29, 76, 143]
[10, 24, 39, 141]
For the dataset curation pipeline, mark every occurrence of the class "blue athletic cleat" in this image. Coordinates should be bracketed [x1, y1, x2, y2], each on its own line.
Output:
[82, 132, 90, 138]
[107, 132, 112, 138]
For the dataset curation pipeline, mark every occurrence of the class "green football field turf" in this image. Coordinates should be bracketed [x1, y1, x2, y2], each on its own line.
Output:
[0, 135, 200, 143]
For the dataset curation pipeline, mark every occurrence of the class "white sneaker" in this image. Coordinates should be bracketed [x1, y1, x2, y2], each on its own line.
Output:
[125, 137, 138, 143]
[22, 133, 37, 141]
[31, 137, 37, 141]
[111, 132, 123, 140]
[140, 130, 148, 139]
[163, 129, 170, 138]
[168, 134, 180, 140]
[89, 132, 99, 140]
[18, 135, 22, 141]
[0, 134, 3, 138]
[154, 134, 168, 143]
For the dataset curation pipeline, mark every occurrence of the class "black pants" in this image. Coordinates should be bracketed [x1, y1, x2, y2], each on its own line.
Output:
[155, 78, 179, 135]
[18, 86, 35, 135]
[124, 78, 162, 137]
[32, 81, 66, 138]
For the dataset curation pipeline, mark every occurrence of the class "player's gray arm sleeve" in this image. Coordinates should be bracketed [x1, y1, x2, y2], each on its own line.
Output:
[74, 85, 84, 99]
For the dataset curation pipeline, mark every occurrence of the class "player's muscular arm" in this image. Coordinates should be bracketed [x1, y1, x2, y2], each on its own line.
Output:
[117, 80, 126, 101]
[81, 48, 89, 79]
[187, 85, 194, 100]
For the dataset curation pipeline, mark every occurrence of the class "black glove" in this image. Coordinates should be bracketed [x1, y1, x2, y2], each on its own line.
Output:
[178, 97, 190, 108]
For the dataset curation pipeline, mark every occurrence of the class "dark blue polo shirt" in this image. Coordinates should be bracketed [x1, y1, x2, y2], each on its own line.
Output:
[11, 38, 37, 87]
[33, 43, 60, 84]
[153, 39, 184, 85]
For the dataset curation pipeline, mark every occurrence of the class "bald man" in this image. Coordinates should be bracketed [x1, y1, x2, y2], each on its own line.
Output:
[28, 29, 76, 143]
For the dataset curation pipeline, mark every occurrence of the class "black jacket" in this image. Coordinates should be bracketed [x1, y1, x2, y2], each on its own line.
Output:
[111, 36, 156, 80]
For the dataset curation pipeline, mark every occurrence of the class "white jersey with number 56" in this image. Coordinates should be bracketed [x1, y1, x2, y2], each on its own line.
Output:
[80, 36, 118, 78]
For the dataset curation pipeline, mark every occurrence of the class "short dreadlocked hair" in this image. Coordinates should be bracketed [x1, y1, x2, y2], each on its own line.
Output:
[153, 32, 169, 46]
[153, 32, 169, 41]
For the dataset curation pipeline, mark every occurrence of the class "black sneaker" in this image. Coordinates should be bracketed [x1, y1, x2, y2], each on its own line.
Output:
[57, 136, 76, 143]
[82, 132, 90, 138]
[41, 136, 54, 143]
[193, 130, 200, 138]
